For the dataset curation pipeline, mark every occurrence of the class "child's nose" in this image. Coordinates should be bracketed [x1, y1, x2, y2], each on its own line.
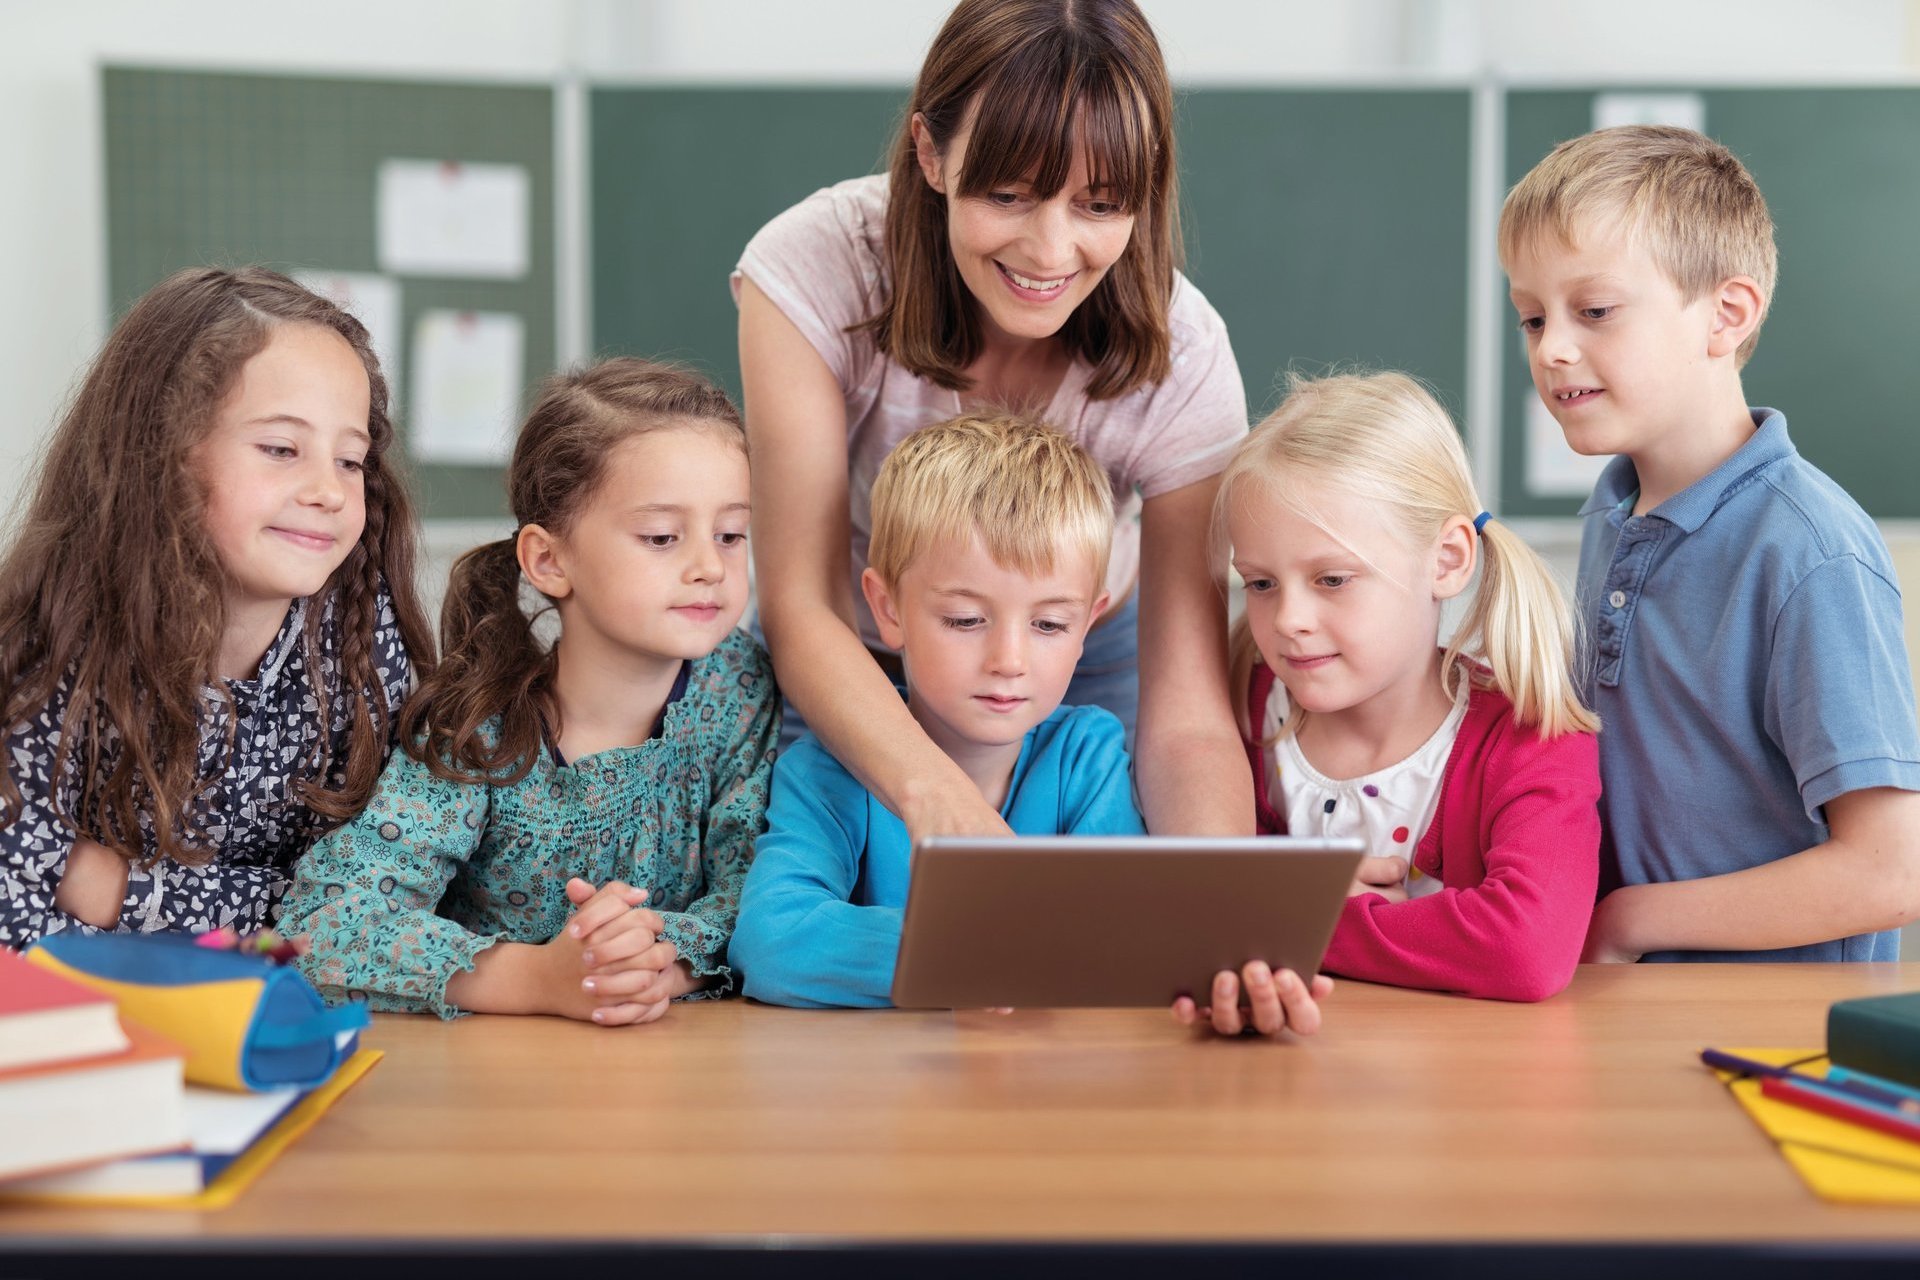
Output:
[301, 460, 347, 510]
[1537, 316, 1579, 365]
[685, 536, 725, 582]
[1270, 589, 1313, 635]
[988, 629, 1028, 675]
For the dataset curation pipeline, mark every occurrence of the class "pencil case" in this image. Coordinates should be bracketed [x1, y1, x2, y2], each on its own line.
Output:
[24, 931, 367, 1092]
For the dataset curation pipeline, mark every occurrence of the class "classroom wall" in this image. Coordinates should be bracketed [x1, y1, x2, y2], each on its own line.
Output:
[5, 1, 1917, 527]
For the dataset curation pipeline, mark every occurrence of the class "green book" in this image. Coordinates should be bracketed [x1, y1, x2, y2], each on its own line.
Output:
[1828, 990, 1920, 1091]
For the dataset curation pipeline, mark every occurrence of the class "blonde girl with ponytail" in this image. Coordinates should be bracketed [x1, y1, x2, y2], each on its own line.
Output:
[1176, 371, 1601, 1033]
[280, 358, 779, 1026]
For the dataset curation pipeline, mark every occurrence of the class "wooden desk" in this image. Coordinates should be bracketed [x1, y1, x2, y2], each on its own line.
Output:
[8, 964, 1920, 1272]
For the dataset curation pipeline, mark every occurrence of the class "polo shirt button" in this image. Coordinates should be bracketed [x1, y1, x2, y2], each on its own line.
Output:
[1609, 590, 1627, 609]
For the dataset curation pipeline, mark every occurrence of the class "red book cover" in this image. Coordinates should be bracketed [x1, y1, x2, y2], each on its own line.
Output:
[0, 945, 130, 1071]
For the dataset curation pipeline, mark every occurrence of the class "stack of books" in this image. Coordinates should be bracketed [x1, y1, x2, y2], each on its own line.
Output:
[1, 942, 379, 1206]
[0, 946, 189, 1182]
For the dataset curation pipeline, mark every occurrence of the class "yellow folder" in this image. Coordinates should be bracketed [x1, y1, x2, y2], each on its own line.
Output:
[1712, 1046, 1920, 1206]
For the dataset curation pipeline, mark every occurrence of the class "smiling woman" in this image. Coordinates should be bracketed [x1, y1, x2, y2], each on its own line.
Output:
[734, 0, 1253, 847]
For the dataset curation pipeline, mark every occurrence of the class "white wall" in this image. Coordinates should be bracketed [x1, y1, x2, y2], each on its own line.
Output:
[3, 0, 1916, 526]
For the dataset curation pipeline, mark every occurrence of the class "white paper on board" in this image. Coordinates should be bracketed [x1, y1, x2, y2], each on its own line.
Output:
[292, 271, 403, 409]
[1592, 92, 1706, 134]
[376, 159, 530, 279]
[409, 309, 523, 465]
[1525, 393, 1612, 498]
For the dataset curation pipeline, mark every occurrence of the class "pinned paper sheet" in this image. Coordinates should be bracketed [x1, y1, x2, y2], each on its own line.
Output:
[1593, 92, 1706, 134]
[292, 271, 403, 406]
[377, 159, 529, 279]
[1525, 394, 1610, 498]
[409, 310, 523, 464]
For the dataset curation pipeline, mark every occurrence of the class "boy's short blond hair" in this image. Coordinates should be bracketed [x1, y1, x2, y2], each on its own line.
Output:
[1498, 124, 1777, 367]
[867, 412, 1114, 592]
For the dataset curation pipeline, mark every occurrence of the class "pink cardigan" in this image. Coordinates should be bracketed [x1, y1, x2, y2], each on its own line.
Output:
[1245, 664, 1601, 1002]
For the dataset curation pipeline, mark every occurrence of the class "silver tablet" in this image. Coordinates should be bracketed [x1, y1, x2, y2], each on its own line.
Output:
[889, 835, 1365, 1009]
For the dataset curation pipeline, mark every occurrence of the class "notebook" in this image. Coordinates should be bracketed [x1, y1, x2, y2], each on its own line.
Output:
[1708, 1046, 1920, 1206]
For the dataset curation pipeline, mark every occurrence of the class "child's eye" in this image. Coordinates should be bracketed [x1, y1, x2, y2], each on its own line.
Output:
[640, 534, 678, 548]
[1516, 316, 1544, 334]
[1316, 574, 1352, 590]
[1580, 306, 1615, 321]
[338, 457, 366, 473]
[1033, 619, 1069, 636]
[716, 531, 748, 548]
[1241, 576, 1275, 594]
[942, 615, 985, 630]
[257, 443, 297, 459]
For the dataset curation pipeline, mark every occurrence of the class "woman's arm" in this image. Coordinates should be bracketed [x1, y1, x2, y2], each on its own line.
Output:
[737, 277, 1009, 841]
[1134, 475, 1254, 835]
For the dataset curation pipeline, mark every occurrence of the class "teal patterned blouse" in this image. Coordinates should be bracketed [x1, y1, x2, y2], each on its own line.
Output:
[278, 631, 779, 1018]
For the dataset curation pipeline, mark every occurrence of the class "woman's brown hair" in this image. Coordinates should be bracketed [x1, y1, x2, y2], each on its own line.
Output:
[401, 358, 745, 784]
[862, 0, 1178, 400]
[0, 266, 434, 867]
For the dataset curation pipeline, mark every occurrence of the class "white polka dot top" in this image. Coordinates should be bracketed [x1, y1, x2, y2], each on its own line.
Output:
[1259, 674, 1470, 898]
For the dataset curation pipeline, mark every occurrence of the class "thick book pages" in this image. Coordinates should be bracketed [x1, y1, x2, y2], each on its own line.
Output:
[0, 1048, 380, 1208]
[0, 945, 130, 1071]
[6, 1081, 306, 1196]
[1829, 991, 1920, 1092]
[0, 1020, 187, 1181]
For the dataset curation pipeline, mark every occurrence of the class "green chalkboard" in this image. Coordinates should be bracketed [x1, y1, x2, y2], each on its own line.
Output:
[1177, 90, 1471, 420]
[591, 87, 904, 398]
[103, 66, 556, 520]
[590, 86, 1472, 425]
[1502, 88, 1920, 517]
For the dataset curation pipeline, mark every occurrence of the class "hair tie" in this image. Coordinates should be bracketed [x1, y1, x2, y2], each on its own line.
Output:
[1473, 511, 1492, 535]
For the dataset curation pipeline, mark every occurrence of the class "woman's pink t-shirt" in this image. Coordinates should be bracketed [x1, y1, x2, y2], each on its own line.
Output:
[734, 174, 1248, 648]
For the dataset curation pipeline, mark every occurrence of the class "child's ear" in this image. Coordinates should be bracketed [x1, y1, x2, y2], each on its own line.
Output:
[1432, 516, 1477, 602]
[1706, 275, 1766, 360]
[910, 113, 947, 195]
[517, 524, 572, 600]
[861, 567, 907, 650]
[1088, 590, 1113, 627]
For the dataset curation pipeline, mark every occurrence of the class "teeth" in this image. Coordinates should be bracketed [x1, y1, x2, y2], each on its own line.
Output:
[1005, 266, 1067, 291]
[1557, 389, 1599, 401]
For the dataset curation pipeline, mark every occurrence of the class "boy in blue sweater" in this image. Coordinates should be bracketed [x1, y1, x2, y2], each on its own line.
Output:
[731, 413, 1146, 1008]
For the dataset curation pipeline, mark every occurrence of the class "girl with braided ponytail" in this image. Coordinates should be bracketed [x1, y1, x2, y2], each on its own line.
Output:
[0, 266, 430, 946]
[280, 358, 778, 1026]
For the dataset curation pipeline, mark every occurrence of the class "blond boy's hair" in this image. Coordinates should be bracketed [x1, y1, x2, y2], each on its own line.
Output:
[1498, 124, 1777, 367]
[1216, 371, 1598, 742]
[867, 412, 1114, 592]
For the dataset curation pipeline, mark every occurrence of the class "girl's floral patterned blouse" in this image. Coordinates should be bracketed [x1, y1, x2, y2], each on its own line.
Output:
[279, 629, 779, 1018]
[0, 590, 412, 949]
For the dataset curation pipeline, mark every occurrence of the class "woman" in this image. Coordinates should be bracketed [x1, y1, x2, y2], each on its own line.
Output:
[734, 0, 1251, 841]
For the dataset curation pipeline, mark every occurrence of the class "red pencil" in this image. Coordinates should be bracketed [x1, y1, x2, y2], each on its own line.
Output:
[1761, 1074, 1920, 1145]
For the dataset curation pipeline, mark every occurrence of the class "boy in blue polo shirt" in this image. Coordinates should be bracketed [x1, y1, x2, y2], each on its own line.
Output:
[1500, 125, 1920, 962]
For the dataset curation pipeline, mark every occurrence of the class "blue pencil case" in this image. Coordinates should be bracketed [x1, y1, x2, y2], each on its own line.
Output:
[26, 931, 367, 1092]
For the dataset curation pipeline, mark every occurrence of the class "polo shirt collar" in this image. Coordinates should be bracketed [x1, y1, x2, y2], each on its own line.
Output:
[1575, 408, 1793, 533]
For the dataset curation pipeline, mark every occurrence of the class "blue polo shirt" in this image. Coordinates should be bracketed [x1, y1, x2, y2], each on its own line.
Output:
[1576, 408, 1920, 962]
